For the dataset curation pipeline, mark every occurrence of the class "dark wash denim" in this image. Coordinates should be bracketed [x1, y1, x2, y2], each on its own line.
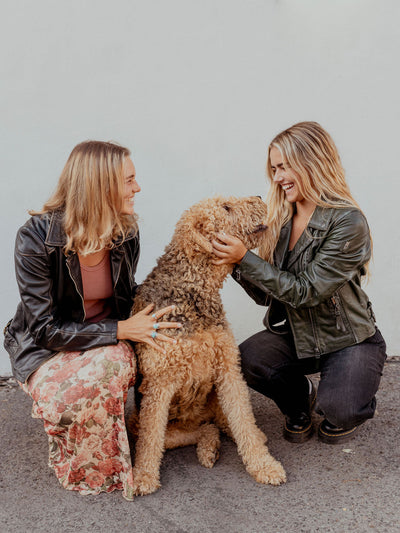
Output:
[239, 328, 387, 429]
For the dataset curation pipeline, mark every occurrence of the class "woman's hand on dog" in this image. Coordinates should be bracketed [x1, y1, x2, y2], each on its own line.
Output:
[211, 233, 247, 265]
[117, 304, 182, 353]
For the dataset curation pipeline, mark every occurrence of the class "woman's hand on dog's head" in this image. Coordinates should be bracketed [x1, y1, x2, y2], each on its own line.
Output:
[117, 304, 182, 353]
[211, 233, 247, 265]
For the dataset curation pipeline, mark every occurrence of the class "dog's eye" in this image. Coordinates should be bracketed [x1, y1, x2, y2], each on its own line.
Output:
[222, 205, 231, 212]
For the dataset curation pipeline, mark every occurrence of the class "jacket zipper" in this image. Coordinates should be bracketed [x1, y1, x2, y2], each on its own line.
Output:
[66, 256, 86, 322]
[308, 308, 321, 366]
[331, 296, 346, 332]
[233, 266, 241, 281]
[112, 248, 124, 289]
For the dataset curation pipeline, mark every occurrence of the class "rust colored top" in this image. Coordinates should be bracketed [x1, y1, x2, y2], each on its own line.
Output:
[80, 251, 113, 322]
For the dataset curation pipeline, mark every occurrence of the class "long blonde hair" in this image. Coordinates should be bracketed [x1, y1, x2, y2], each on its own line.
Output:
[259, 121, 365, 263]
[30, 140, 138, 255]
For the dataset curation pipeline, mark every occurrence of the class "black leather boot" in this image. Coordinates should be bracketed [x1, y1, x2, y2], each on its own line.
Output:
[318, 419, 358, 444]
[283, 412, 314, 443]
[283, 381, 316, 443]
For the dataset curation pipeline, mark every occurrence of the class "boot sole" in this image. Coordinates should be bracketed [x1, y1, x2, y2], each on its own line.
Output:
[318, 424, 358, 445]
[283, 422, 314, 443]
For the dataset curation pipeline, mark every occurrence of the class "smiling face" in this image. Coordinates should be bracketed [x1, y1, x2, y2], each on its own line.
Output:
[269, 146, 305, 205]
[121, 157, 141, 215]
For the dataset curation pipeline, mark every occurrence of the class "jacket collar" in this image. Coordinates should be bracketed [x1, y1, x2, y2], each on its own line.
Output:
[275, 205, 334, 269]
[44, 210, 138, 248]
[307, 205, 335, 231]
[45, 210, 67, 247]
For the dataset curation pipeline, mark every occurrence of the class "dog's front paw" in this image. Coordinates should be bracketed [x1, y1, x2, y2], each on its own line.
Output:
[248, 458, 287, 486]
[132, 470, 161, 496]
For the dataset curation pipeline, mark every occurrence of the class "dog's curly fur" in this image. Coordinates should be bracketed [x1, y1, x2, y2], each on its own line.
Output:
[129, 196, 286, 496]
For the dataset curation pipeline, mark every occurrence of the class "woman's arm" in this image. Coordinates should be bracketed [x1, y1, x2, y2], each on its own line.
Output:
[213, 209, 371, 309]
[231, 265, 269, 306]
[15, 223, 181, 354]
[15, 223, 120, 352]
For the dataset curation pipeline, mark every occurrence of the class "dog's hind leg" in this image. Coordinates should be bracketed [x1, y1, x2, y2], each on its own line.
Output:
[132, 381, 176, 496]
[164, 423, 220, 468]
[196, 423, 220, 468]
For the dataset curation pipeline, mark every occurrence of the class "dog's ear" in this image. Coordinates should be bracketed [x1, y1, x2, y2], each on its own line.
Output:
[192, 223, 213, 254]
[175, 206, 215, 257]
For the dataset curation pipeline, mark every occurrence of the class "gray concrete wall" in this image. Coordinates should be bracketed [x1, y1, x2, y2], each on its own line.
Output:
[1, 0, 399, 374]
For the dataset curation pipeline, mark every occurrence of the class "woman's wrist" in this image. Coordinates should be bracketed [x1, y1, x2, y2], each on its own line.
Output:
[237, 249, 247, 264]
[116, 320, 127, 340]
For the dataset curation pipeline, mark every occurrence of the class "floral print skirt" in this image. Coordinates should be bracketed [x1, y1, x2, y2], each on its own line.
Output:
[20, 342, 136, 500]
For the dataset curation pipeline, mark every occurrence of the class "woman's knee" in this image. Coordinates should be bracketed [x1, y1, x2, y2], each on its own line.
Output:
[240, 358, 272, 389]
[90, 342, 136, 376]
[239, 339, 272, 387]
[239, 330, 295, 387]
[316, 392, 376, 429]
[239, 342, 259, 384]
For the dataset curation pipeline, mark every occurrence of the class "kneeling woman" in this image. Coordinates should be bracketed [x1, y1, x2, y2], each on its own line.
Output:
[212, 122, 386, 445]
[4, 141, 181, 500]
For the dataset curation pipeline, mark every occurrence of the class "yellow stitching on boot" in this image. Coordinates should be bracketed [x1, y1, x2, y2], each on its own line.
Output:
[319, 426, 357, 438]
[285, 421, 312, 434]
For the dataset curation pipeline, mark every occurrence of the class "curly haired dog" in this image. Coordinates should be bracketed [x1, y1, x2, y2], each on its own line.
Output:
[130, 196, 286, 495]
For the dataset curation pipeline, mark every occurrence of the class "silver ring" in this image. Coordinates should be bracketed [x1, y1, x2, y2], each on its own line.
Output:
[152, 313, 157, 320]
[151, 331, 157, 339]
[153, 323, 160, 330]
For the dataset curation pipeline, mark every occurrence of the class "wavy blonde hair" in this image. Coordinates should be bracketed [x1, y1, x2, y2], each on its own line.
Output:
[30, 140, 138, 255]
[259, 121, 367, 265]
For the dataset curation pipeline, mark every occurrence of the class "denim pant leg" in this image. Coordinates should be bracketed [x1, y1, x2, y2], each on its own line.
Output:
[315, 329, 387, 429]
[239, 329, 317, 417]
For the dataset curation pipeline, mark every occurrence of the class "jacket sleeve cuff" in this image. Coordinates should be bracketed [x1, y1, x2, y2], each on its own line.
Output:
[237, 250, 281, 289]
[239, 250, 271, 275]
[232, 250, 257, 280]
[109, 319, 119, 344]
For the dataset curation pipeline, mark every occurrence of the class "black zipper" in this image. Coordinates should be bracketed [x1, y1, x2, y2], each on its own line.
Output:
[309, 308, 322, 357]
[331, 296, 346, 332]
[66, 256, 86, 322]
[112, 248, 124, 289]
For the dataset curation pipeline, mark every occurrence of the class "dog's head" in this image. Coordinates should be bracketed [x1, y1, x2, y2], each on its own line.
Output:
[173, 196, 268, 260]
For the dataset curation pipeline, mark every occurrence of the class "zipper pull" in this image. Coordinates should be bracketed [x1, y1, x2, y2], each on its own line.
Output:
[232, 266, 241, 281]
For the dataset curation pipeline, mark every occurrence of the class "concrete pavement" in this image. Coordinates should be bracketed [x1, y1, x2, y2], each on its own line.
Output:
[1, 361, 399, 533]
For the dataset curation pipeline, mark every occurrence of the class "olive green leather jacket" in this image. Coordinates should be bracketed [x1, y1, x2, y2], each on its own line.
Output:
[232, 205, 377, 359]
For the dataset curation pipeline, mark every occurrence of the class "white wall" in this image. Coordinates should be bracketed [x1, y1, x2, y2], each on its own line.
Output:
[1, 0, 399, 375]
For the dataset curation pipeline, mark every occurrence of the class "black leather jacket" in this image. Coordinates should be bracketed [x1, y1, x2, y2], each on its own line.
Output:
[233, 205, 377, 358]
[4, 210, 140, 383]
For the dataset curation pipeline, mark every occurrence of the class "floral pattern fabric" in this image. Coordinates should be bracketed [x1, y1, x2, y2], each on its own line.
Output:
[20, 342, 136, 500]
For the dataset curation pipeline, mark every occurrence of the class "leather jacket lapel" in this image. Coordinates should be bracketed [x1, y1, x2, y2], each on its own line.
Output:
[286, 206, 333, 270]
[286, 229, 315, 270]
[274, 222, 291, 268]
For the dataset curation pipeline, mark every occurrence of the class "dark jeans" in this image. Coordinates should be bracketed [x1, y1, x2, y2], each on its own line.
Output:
[239, 328, 387, 429]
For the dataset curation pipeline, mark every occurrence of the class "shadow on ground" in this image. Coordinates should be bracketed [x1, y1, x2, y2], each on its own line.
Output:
[1, 362, 399, 533]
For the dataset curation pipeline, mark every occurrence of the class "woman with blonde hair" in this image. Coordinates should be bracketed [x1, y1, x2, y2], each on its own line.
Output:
[212, 122, 386, 444]
[4, 141, 181, 500]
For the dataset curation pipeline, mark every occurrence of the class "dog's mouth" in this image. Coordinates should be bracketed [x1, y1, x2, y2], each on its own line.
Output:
[248, 224, 268, 235]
